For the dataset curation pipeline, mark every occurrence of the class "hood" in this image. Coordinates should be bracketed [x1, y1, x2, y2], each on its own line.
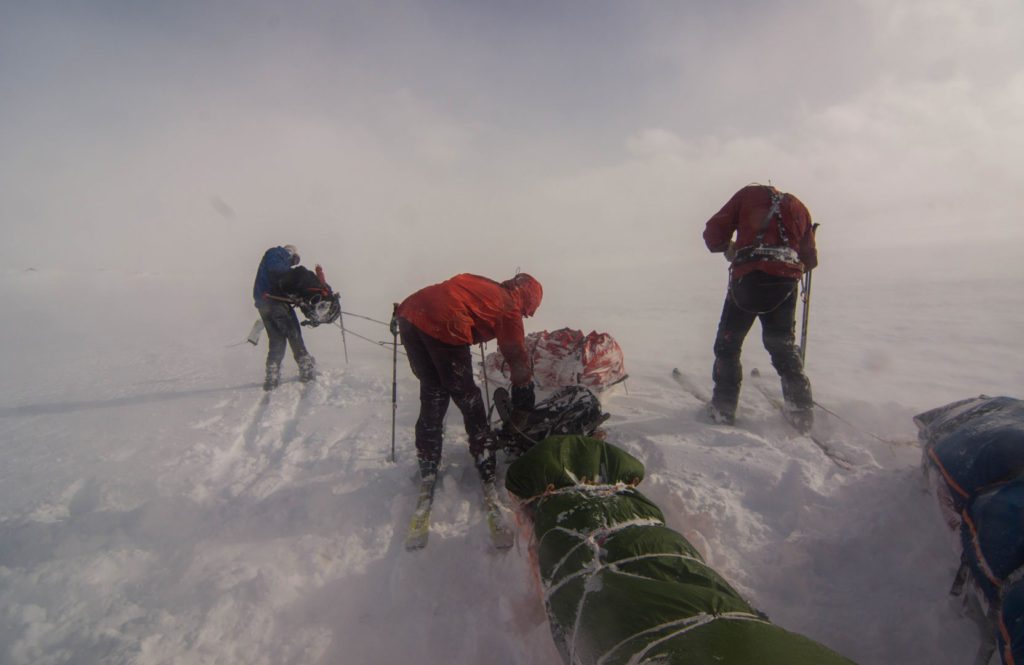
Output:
[501, 273, 543, 317]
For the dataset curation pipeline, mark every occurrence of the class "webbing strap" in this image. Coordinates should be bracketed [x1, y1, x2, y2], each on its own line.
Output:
[731, 187, 799, 270]
[753, 187, 785, 247]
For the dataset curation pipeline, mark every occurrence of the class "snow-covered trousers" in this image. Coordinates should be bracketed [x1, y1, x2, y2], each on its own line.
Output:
[398, 318, 491, 465]
[711, 271, 812, 415]
[257, 301, 311, 370]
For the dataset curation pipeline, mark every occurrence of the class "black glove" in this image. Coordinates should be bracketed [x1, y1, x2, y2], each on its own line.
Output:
[389, 304, 400, 336]
[511, 382, 535, 412]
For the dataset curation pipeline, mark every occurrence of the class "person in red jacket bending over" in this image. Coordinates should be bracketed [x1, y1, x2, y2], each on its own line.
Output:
[396, 272, 543, 483]
[703, 183, 818, 433]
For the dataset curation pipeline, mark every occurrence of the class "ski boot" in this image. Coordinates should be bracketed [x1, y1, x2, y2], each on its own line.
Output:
[786, 406, 814, 435]
[417, 457, 439, 481]
[297, 354, 316, 382]
[706, 402, 735, 426]
[473, 450, 497, 484]
[263, 363, 281, 391]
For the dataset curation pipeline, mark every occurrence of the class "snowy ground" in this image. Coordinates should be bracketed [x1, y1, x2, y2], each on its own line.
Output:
[0, 244, 1021, 665]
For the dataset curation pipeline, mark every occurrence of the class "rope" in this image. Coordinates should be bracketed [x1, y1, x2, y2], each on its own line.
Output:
[341, 326, 406, 356]
[813, 400, 917, 447]
[341, 310, 392, 326]
[598, 612, 770, 665]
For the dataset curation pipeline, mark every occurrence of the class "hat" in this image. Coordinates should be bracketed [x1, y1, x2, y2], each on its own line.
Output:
[283, 245, 300, 265]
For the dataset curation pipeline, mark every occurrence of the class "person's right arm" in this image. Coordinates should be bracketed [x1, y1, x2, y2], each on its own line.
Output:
[703, 189, 744, 253]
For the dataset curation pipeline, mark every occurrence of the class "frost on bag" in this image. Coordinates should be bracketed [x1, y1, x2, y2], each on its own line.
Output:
[505, 435, 857, 665]
[916, 396, 1024, 665]
[484, 328, 626, 390]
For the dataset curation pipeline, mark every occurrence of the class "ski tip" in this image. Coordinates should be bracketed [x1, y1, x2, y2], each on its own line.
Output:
[751, 367, 761, 377]
[672, 367, 681, 376]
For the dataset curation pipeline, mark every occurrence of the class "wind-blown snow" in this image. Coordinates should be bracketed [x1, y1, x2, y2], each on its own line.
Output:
[0, 244, 1021, 665]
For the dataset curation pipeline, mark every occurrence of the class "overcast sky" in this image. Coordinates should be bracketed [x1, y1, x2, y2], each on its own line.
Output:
[1, 1, 1022, 292]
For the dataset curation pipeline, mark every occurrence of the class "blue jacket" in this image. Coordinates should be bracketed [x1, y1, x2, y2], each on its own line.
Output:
[253, 247, 294, 306]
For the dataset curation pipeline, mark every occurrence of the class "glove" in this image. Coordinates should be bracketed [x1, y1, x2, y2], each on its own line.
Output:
[511, 382, 535, 412]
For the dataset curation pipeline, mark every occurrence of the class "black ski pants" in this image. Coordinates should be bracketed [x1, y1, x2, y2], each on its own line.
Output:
[711, 271, 813, 416]
[398, 318, 491, 465]
[257, 301, 310, 370]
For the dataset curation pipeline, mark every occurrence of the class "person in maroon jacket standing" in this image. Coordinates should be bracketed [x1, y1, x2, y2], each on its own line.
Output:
[702, 183, 818, 432]
[396, 272, 543, 483]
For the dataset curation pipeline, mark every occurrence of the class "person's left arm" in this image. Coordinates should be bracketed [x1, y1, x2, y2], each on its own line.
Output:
[495, 314, 533, 387]
[794, 201, 818, 271]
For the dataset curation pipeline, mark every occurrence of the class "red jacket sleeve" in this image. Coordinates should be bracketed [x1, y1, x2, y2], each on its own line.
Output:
[494, 314, 533, 385]
[790, 196, 818, 271]
[703, 188, 746, 252]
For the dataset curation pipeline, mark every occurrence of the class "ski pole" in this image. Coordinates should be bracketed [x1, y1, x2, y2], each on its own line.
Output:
[338, 304, 350, 364]
[799, 223, 819, 365]
[799, 270, 812, 365]
[390, 304, 399, 463]
[479, 343, 492, 420]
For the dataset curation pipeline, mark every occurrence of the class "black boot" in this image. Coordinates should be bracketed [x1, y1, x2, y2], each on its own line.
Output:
[263, 363, 281, 391]
[298, 354, 316, 382]
[706, 401, 735, 425]
[417, 457, 438, 481]
[786, 406, 814, 434]
[473, 451, 496, 484]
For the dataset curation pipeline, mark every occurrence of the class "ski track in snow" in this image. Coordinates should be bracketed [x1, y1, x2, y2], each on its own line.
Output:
[1, 268, 1018, 665]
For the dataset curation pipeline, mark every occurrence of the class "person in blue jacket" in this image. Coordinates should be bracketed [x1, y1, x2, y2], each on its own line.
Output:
[253, 245, 316, 390]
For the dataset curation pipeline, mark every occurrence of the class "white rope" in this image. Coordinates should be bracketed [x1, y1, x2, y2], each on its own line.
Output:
[598, 612, 769, 665]
[539, 518, 667, 600]
[544, 549, 705, 602]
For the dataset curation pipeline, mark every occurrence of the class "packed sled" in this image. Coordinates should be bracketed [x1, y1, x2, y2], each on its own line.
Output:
[504, 434, 857, 665]
[484, 327, 626, 392]
[917, 395, 1024, 665]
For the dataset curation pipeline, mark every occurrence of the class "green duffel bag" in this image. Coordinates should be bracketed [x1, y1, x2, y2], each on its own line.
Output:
[505, 435, 857, 665]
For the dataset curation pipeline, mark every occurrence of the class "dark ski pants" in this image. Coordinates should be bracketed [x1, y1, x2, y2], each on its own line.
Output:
[257, 302, 311, 371]
[398, 318, 491, 466]
[711, 271, 813, 416]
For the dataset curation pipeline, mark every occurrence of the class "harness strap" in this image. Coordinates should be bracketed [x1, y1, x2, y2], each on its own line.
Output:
[732, 187, 800, 269]
[753, 187, 785, 246]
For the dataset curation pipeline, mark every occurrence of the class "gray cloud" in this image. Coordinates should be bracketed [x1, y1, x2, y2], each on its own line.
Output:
[0, 1, 1020, 298]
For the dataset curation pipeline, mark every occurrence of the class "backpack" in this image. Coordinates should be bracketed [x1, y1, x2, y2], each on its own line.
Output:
[287, 265, 341, 327]
[493, 385, 609, 458]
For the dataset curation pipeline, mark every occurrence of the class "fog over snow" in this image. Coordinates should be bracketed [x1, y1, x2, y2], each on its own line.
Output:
[1, 2, 1022, 664]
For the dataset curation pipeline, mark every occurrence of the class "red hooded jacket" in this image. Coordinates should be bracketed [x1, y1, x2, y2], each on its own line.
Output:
[703, 184, 818, 281]
[397, 273, 543, 385]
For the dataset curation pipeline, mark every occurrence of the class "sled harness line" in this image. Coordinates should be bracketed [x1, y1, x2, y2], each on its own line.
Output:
[339, 325, 406, 357]
[265, 298, 406, 357]
[813, 400, 917, 447]
[340, 310, 392, 326]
